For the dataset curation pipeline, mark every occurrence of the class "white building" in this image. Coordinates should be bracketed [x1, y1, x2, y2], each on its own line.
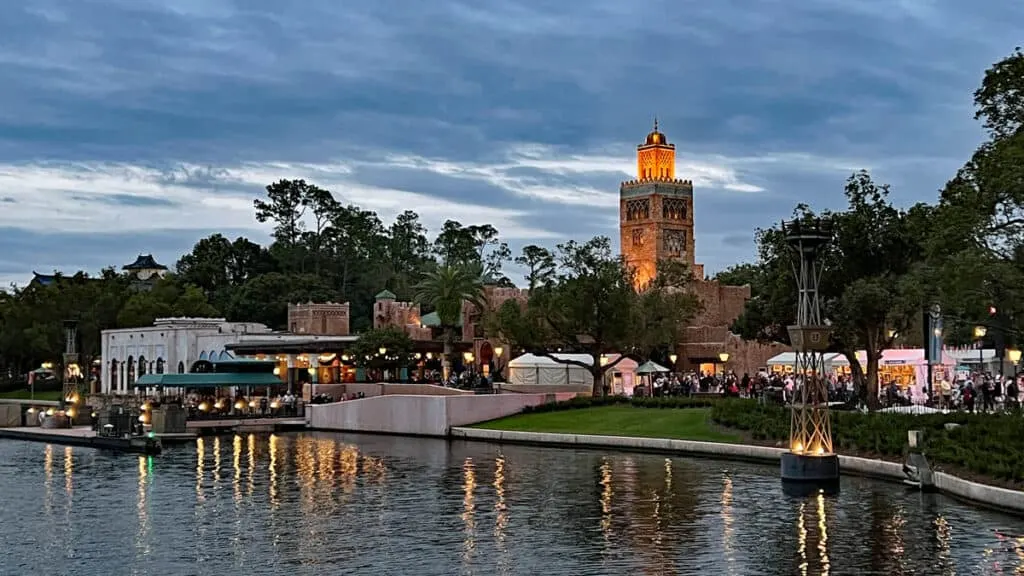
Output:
[101, 317, 272, 394]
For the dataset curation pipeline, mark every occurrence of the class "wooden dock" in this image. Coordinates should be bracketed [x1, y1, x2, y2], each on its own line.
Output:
[0, 426, 162, 454]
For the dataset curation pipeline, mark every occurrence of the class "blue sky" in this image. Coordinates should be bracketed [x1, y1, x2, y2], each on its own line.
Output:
[1, 0, 1021, 287]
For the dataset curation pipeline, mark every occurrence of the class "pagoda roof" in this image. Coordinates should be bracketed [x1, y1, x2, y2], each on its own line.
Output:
[375, 289, 397, 300]
[123, 254, 167, 271]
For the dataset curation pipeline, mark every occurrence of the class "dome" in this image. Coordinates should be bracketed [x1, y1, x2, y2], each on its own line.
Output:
[644, 130, 667, 145]
[643, 118, 668, 146]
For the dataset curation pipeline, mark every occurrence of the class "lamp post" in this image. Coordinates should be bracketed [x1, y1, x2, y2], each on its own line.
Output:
[780, 216, 839, 492]
[974, 325, 987, 377]
[1009, 349, 1022, 379]
[669, 353, 678, 370]
[494, 346, 504, 376]
[463, 351, 475, 374]
[718, 352, 730, 376]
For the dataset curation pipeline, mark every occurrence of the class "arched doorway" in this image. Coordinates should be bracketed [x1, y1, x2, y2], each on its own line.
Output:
[138, 356, 147, 377]
[110, 360, 119, 393]
[479, 342, 494, 376]
[127, 356, 135, 387]
[156, 358, 165, 374]
[177, 361, 185, 374]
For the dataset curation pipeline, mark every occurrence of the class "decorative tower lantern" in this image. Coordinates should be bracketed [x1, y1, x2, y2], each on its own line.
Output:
[62, 319, 82, 408]
[779, 217, 840, 490]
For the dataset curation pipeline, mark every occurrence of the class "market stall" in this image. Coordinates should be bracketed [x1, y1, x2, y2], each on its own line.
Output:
[506, 353, 594, 391]
[854, 349, 955, 390]
[766, 352, 850, 377]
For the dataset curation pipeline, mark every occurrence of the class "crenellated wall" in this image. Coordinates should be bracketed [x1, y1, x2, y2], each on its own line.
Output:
[288, 302, 350, 336]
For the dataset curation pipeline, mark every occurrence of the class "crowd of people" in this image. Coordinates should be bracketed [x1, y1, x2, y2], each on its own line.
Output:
[639, 368, 1023, 413]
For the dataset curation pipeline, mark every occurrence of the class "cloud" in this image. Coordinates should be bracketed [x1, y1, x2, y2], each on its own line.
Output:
[0, 0, 1021, 285]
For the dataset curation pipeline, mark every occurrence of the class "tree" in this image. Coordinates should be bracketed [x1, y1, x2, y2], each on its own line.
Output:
[381, 210, 432, 298]
[432, 221, 512, 282]
[732, 173, 931, 409]
[414, 263, 485, 379]
[117, 278, 220, 328]
[254, 179, 308, 249]
[491, 237, 700, 396]
[515, 245, 555, 290]
[713, 263, 762, 293]
[175, 234, 275, 311]
[349, 327, 414, 374]
[301, 184, 338, 275]
[974, 47, 1024, 140]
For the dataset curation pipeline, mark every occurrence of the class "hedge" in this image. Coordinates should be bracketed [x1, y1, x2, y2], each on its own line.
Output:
[521, 396, 1024, 483]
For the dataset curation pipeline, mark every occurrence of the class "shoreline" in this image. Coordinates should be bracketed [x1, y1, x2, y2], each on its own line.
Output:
[450, 426, 1024, 517]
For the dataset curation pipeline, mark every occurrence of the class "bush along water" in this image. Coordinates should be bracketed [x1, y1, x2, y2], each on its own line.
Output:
[709, 400, 1024, 484]
[522, 396, 1024, 484]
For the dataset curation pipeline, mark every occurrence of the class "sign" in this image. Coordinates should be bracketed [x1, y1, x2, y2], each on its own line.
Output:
[787, 325, 832, 352]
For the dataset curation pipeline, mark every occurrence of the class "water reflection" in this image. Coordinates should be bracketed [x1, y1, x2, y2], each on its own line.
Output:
[721, 474, 735, 574]
[493, 455, 510, 575]
[7, 434, 1024, 575]
[462, 457, 476, 568]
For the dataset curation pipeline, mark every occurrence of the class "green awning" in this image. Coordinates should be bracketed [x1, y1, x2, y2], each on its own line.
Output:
[134, 373, 285, 388]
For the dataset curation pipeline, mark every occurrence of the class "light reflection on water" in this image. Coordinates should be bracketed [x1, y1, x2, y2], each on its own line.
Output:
[2, 433, 1024, 575]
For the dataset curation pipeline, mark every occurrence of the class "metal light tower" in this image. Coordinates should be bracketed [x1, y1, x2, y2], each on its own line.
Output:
[780, 218, 840, 490]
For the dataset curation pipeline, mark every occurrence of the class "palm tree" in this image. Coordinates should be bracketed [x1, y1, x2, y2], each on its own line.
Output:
[415, 263, 486, 380]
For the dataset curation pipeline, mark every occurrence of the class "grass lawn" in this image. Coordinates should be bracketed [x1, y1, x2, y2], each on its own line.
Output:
[0, 389, 63, 401]
[474, 405, 741, 443]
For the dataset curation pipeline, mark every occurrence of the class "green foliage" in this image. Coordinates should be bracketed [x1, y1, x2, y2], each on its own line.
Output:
[709, 400, 1024, 483]
[492, 239, 702, 395]
[414, 263, 486, 371]
[520, 394, 724, 414]
[348, 327, 414, 367]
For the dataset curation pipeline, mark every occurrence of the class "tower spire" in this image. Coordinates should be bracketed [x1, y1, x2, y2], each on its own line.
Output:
[653, 116, 658, 132]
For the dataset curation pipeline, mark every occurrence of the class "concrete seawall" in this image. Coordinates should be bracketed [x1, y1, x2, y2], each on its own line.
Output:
[450, 427, 1024, 516]
[308, 393, 577, 436]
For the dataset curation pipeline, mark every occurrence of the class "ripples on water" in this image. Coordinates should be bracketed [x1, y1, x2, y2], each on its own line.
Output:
[1, 433, 1023, 575]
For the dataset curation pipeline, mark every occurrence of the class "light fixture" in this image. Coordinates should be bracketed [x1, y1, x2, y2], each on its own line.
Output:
[341, 354, 350, 362]
[426, 352, 433, 360]
[415, 352, 422, 360]
[463, 351, 475, 363]
[307, 367, 316, 375]
[718, 352, 730, 363]
[974, 326, 987, 339]
[1010, 349, 1023, 364]
[273, 367, 281, 376]
[600, 355, 609, 366]
[669, 353, 678, 364]
[234, 400, 246, 411]
[66, 407, 76, 419]
[198, 402, 209, 412]
[933, 327, 942, 338]
[887, 329, 898, 339]
[494, 346, 504, 358]
[379, 346, 387, 356]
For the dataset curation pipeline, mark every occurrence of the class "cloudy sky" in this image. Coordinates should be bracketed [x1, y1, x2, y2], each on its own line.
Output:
[1, 0, 1021, 287]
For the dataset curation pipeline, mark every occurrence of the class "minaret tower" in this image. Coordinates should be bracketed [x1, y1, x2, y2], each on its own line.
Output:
[619, 120, 700, 289]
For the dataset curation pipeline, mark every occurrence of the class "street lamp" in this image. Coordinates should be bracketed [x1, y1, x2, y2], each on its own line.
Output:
[1010, 349, 1022, 379]
[600, 354, 609, 367]
[379, 346, 388, 356]
[974, 326, 987, 375]
[669, 353, 678, 365]
[718, 352, 730, 363]
[463, 351, 474, 363]
[494, 346, 504, 360]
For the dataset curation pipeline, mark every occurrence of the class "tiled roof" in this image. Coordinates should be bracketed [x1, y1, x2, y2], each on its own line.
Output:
[123, 254, 168, 270]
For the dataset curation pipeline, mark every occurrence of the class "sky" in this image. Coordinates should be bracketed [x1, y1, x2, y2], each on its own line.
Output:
[0, 0, 1022, 287]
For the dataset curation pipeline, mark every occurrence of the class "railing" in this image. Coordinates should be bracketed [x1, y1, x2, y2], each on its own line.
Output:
[184, 402, 305, 421]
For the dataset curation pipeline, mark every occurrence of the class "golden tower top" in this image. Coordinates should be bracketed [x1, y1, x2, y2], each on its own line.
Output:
[636, 118, 676, 181]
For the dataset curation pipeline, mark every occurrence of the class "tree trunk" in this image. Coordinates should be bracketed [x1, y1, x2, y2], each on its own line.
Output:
[842, 350, 866, 406]
[865, 353, 881, 411]
[442, 329, 453, 382]
[591, 363, 604, 397]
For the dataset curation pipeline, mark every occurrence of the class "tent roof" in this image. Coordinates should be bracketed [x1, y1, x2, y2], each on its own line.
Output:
[135, 373, 284, 388]
[636, 360, 670, 374]
[508, 353, 593, 367]
[767, 352, 849, 365]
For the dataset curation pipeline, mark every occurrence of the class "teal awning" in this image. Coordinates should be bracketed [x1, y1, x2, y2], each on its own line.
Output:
[134, 373, 284, 388]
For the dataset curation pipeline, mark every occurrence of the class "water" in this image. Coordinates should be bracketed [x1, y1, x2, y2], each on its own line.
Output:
[0, 433, 1023, 576]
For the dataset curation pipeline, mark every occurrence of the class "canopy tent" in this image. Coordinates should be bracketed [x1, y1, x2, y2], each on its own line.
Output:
[635, 360, 670, 374]
[507, 353, 594, 389]
[134, 373, 284, 388]
[855, 348, 957, 397]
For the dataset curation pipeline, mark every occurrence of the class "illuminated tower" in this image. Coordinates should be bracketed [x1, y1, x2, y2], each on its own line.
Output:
[619, 120, 699, 289]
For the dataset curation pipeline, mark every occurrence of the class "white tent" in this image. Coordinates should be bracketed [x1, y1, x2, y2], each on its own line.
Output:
[507, 353, 594, 389]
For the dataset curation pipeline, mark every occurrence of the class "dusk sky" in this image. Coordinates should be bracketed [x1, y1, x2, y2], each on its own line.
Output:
[1, 0, 1021, 287]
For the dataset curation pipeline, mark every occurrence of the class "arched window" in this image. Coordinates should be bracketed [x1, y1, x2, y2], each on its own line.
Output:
[138, 356, 147, 377]
[110, 360, 119, 391]
[156, 358, 165, 374]
[177, 361, 185, 374]
[127, 356, 135, 387]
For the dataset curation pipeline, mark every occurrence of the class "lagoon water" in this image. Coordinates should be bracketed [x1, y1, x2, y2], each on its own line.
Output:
[0, 432, 1022, 575]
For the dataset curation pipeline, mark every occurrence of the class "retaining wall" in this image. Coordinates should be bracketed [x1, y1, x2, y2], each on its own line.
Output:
[450, 427, 1024, 515]
[308, 393, 577, 436]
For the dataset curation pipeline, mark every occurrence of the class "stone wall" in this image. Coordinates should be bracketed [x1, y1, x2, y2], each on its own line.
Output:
[288, 302, 350, 336]
[374, 300, 421, 331]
